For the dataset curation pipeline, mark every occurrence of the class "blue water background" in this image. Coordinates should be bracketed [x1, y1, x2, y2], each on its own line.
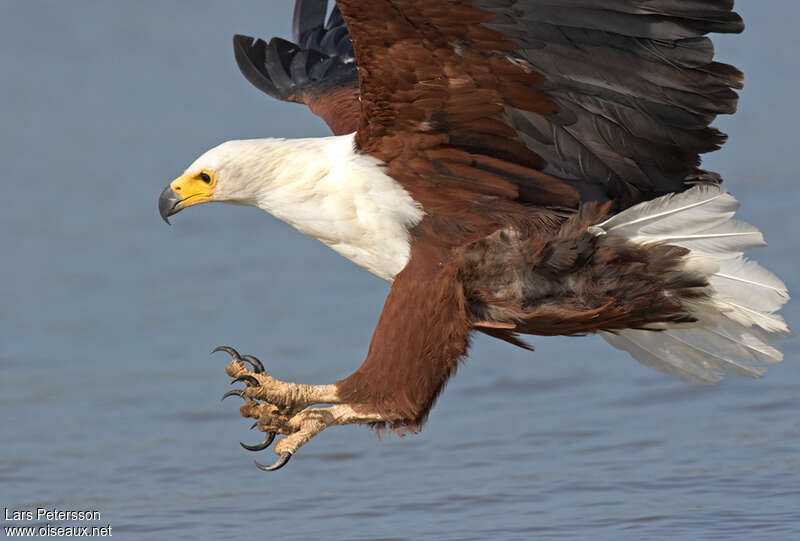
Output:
[1, 2, 798, 539]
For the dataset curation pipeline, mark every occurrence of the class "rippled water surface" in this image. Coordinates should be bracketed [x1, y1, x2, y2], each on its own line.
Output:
[2, 2, 799, 539]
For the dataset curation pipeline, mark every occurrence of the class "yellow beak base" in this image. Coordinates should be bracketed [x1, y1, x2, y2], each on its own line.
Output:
[158, 172, 216, 223]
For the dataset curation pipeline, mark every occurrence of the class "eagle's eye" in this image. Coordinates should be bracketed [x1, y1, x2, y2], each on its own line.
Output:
[199, 172, 211, 183]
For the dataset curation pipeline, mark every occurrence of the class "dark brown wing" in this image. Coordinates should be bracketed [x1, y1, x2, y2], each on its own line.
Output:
[233, 0, 360, 135]
[335, 0, 744, 210]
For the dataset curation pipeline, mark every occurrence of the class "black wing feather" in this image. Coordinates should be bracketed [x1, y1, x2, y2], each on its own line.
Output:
[292, 0, 329, 46]
[474, 0, 744, 207]
[233, 0, 357, 104]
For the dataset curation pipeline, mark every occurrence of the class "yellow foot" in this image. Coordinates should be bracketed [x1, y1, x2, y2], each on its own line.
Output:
[215, 346, 384, 471]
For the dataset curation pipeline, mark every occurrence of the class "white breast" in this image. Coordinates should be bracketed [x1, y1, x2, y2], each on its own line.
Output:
[254, 134, 424, 281]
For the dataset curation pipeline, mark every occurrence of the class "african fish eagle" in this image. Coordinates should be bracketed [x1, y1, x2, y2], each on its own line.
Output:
[158, 0, 789, 471]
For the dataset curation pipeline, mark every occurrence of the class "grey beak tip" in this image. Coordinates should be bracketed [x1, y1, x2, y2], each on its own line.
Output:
[158, 185, 181, 225]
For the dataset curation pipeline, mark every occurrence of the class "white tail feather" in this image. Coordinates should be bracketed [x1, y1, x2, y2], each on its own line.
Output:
[593, 186, 738, 237]
[601, 329, 720, 382]
[593, 185, 789, 382]
[711, 257, 789, 312]
[720, 302, 789, 334]
[709, 319, 783, 363]
[626, 220, 765, 257]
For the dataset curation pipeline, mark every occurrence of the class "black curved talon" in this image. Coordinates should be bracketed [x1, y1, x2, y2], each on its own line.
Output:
[241, 354, 265, 374]
[240, 431, 276, 452]
[212, 346, 242, 362]
[250, 422, 258, 430]
[221, 389, 247, 402]
[230, 375, 260, 387]
[254, 452, 292, 471]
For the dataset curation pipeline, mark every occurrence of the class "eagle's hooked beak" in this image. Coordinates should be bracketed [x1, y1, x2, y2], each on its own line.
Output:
[158, 185, 181, 224]
[158, 170, 217, 224]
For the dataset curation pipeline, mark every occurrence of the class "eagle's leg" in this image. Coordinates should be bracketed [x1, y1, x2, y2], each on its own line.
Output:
[220, 349, 386, 470]
[254, 405, 385, 470]
[217, 246, 475, 470]
[218, 346, 340, 413]
[218, 346, 365, 467]
[234, 396, 385, 465]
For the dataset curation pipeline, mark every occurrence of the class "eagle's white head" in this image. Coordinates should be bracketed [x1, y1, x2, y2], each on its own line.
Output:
[158, 138, 294, 221]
